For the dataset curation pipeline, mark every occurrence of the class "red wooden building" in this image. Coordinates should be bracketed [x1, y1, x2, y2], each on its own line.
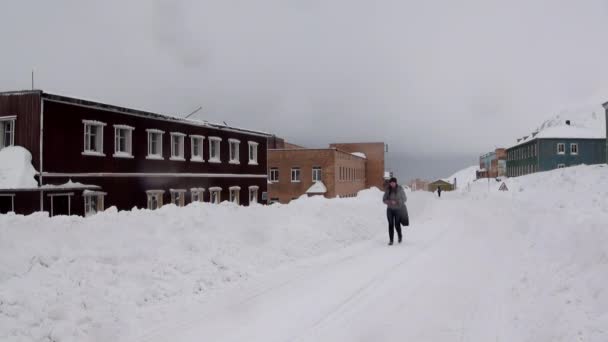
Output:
[0, 90, 269, 216]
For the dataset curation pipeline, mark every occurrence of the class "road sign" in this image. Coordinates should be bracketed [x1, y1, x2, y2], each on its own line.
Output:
[499, 182, 509, 191]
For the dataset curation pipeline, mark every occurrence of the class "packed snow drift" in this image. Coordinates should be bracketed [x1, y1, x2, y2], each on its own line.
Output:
[1, 165, 607, 341]
[0, 146, 38, 189]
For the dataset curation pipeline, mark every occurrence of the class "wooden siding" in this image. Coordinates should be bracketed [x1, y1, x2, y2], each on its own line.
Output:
[0, 91, 41, 170]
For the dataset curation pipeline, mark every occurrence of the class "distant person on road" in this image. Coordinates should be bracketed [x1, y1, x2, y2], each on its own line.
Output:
[383, 177, 407, 246]
[437, 186, 442, 198]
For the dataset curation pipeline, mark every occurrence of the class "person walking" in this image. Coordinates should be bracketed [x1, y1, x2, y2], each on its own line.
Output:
[383, 177, 407, 245]
[437, 186, 442, 198]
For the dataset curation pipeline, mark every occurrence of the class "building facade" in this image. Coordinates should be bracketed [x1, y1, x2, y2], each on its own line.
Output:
[477, 148, 507, 178]
[507, 137, 606, 177]
[0, 90, 270, 216]
[267, 142, 382, 204]
[604, 101, 608, 163]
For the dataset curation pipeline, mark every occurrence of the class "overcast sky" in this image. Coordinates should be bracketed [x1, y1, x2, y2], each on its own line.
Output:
[1, 0, 608, 180]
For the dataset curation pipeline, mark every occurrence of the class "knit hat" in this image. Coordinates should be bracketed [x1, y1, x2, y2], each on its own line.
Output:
[389, 177, 398, 183]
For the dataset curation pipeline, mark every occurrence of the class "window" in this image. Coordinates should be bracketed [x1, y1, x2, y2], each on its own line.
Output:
[248, 141, 259, 165]
[146, 190, 164, 209]
[191, 188, 205, 202]
[170, 133, 186, 161]
[190, 135, 205, 162]
[0, 116, 16, 150]
[170, 189, 186, 207]
[557, 163, 566, 168]
[84, 191, 106, 217]
[146, 129, 164, 159]
[82, 120, 105, 156]
[270, 168, 279, 182]
[209, 187, 222, 204]
[113, 125, 134, 158]
[557, 143, 565, 155]
[570, 143, 578, 155]
[249, 186, 259, 204]
[312, 167, 322, 182]
[291, 168, 301, 182]
[229, 139, 240, 164]
[209, 137, 222, 163]
[229, 186, 240, 204]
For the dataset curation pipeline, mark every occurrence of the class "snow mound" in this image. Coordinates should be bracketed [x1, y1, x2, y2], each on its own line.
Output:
[0, 146, 38, 189]
[443, 165, 478, 188]
[306, 181, 327, 194]
[351, 152, 367, 159]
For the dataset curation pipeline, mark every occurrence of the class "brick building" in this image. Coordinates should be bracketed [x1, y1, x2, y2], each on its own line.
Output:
[267, 142, 384, 204]
[477, 148, 507, 179]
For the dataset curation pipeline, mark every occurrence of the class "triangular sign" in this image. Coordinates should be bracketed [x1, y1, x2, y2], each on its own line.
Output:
[499, 182, 509, 191]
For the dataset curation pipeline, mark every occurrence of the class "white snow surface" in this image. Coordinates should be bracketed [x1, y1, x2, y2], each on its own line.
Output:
[2, 165, 608, 341]
[351, 152, 367, 159]
[0, 146, 38, 189]
[443, 165, 478, 188]
[305, 181, 327, 194]
[512, 106, 606, 147]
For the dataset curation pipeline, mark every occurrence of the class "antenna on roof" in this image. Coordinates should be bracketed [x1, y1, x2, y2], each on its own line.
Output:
[185, 106, 203, 119]
[31, 70, 34, 90]
[223, 121, 228, 126]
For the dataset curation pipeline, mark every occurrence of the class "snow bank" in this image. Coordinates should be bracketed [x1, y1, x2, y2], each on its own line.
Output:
[0, 188, 388, 342]
[0, 146, 38, 189]
[443, 165, 478, 188]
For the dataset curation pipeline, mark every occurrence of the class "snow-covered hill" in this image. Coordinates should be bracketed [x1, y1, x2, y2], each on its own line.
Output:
[443, 165, 478, 188]
[1, 165, 608, 341]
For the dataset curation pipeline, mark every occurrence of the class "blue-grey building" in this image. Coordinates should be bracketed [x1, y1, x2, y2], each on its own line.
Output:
[506, 120, 606, 177]
[603, 102, 608, 163]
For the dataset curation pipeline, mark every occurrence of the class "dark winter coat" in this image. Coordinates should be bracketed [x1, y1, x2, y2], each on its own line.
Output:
[383, 186, 409, 226]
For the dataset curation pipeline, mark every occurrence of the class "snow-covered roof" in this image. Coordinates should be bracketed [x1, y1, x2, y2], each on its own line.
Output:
[0, 146, 38, 189]
[40, 180, 100, 190]
[351, 152, 367, 159]
[443, 165, 478, 186]
[510, 108, 606, 148]
[306, 181, 327, 194]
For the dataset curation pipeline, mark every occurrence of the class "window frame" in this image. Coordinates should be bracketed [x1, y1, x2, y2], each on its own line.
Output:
[190, 188, 205, 202]
[269, 168, 279, 183]
[228, 138, 241, 164]
[557, 163, 566, 169]
[170, 132, 186, 161]
[557, 143, 565, 155]
[113, 125, 135, 158]
[249, 186, 259, 204]
[82, 120, 106, 156]
[0, 116, 16, 150]
[248, 141, 259, 165]
[209, 187, 222, 204]
[291, 167, 301, 183]
[190, 135, 205, 162]
[170, 189, 187, 207]
[146, 129, 165, 160]
[209, 137, 222, 163]
[570, 143, 578, 155]
[146, 190, 164, 209]
[83, 191, 106, 217]
[312, 166, 322, 182]
[229, 186, 241, 204]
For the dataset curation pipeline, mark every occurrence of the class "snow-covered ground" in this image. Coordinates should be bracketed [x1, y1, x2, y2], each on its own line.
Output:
[444, 164, 478, 189]
[1, 165, 608, 341]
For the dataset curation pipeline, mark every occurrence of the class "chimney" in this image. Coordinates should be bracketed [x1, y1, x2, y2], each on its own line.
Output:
[566, 120, 571, 125]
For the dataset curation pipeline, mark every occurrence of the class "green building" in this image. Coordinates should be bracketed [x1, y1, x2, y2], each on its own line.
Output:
[506, 120, 606, 177]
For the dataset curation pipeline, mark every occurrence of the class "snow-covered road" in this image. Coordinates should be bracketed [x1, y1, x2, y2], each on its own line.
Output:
[139, 195, 523, 342]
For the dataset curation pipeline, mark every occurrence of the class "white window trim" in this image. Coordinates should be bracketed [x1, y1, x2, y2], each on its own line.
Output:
[0, 116, 16, 149]
[190, 135, 205, 162]
[570, 143, 578, 155]
[146, 129, 165, 160]
[312, 167, 322, 182]
[170, 189, 187, 207]
[248, 141, 259, 165]
[170, 132, 186, 161]
[146, 190, 164, 210]
[209, 187, 222, 204]
[229, 139, 241, 164]
[190, 187, 205, 202]
[557, 163, 566, 168]
[248, 186, 259, 204]
[229, 186, 240, 204]
[82, 120, 106, 156]
[269, 168, 279, 183]
[557, 143, 565, 155]
[209, 137, 222, 163]
[291, 168, 301, 183]
[113, 125, 135, 158]
[83, 191, 106, 217]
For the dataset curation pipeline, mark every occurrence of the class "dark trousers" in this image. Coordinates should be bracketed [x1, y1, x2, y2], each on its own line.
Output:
[386, 208, 402, 242]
